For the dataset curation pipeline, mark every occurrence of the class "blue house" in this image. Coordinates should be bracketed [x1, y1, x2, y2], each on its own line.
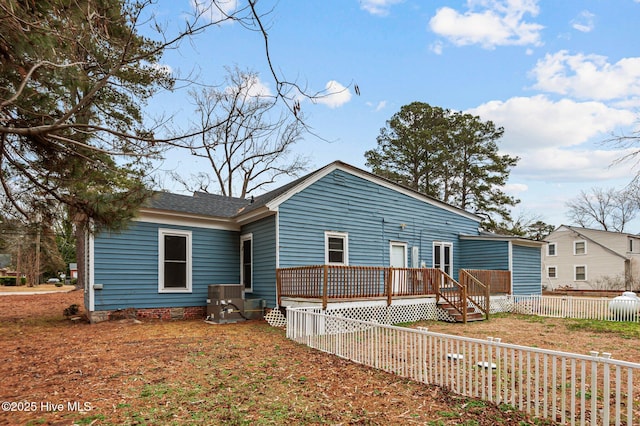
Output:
[83, 161, 543, 322]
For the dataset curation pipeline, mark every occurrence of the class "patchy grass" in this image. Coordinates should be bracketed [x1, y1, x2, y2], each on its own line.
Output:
[565, 318, 640, 339]
[0, 292, 557, 425]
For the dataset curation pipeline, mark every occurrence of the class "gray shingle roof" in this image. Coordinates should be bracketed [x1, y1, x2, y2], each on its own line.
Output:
[143, 160, 483, 222]
[145, 191, 250, 218]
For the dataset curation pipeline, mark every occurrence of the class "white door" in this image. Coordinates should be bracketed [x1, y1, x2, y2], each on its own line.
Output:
[390, 242, 407, 293]
[433, 242, 453, 275]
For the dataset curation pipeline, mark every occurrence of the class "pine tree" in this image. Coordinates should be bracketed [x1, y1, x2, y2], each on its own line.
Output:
[365, 102, 520, 227]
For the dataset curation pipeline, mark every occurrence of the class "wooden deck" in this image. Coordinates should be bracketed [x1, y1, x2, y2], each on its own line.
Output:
[276, 265, 511, 323]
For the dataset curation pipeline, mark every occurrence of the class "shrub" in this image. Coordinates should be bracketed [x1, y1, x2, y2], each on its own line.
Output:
[0, 276, 17, 286]
[64, 304, 79, 317]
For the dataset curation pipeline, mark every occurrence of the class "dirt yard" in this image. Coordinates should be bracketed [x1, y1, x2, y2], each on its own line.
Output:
[0, 291, 637, 425]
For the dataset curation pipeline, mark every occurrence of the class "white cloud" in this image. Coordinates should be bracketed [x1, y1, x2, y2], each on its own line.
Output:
[314, 80, 352, 108]
[513, 147, 637, 181]
[530, 51, 640, 101]
[359, 0, 403, 16]
[571, 10, 595, 33]
[503, 183, 529, 194]
[469, 95, 636, 151]
[366, 100, 387, 111]
[223, 74, 272, 101]
[468, 95, 637, 181]
[430, 41, 444, 55]
[429, 0, 544, 49]
[190, 0, 238, 24]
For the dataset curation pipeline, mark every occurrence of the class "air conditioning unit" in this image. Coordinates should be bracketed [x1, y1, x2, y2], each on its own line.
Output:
[206, 284, 245, 324]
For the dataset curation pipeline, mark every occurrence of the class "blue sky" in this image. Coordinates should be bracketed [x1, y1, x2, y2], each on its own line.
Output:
[146, 0, 640, 232]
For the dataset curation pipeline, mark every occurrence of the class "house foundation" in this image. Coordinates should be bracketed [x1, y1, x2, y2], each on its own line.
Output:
[88, 306, 206, 323]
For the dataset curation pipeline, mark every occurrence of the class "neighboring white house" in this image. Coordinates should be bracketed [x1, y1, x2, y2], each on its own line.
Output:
[542, 225, 640, 291]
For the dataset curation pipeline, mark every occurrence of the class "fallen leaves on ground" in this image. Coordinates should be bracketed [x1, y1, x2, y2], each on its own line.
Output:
[0, 291, 591, 425]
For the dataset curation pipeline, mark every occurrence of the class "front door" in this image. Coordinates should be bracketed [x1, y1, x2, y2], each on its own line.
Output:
[390, 242, 407, 293]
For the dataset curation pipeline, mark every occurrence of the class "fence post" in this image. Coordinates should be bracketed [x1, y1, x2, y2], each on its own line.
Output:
[462, 284, 467, 324]
[322, 264, 328, 310]
[386, 268, 393, 306]
[485, 278, 490, 321]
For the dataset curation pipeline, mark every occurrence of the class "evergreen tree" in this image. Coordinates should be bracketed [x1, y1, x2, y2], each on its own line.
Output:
[0, 0, 170, 230]
[365, 102, 519, 227]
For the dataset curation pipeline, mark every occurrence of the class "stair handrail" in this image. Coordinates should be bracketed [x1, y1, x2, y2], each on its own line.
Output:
[436, 269, 468, 323]
[459, 269, 489, 320]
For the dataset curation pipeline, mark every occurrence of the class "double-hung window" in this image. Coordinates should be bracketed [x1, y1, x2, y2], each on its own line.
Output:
[325, 232, 348, 265]
[159, 229, 192, 292]
[574, 265, 587, 281]
[547, 266, 557, 279]
[547, 243, 557, 256]
[574, 241, 586, 255]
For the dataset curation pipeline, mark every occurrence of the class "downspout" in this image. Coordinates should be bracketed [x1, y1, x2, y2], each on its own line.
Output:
[508, 241, 514, 295]
[275, 211, 280, 307]
[88, 227, 95, 313]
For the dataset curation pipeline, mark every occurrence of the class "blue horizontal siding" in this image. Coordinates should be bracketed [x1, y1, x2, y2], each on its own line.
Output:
[278, 169, 480, 275]
[93, 221, 239, 311]
[512, 244, 542, 295]
[459, 240, 509, 271]
[241, 215, 277, 306]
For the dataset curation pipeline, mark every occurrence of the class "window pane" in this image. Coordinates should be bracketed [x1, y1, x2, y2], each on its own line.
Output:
[328, 237, 343, 251]
[575, 242, 585, 254]
[548, 267, 556, 278]
[548, 244, 556, 256]
[327, 237, 345, 264]
[328, 250, 344, 263]
[164, 262, 186, 288]
[575, 266, 585, 280]
[165, 235, 186, 261]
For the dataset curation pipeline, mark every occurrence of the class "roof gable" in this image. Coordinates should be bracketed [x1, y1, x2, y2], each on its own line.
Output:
[549, 225, 629, 259]
[253, 161, 482, 223]
[143, 161, 483, 224]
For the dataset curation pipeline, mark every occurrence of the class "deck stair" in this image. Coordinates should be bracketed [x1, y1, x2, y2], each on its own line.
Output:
[437, 301, 485, 323]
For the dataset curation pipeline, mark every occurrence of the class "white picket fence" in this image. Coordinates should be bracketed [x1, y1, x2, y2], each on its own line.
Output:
[507, 295, 640, 322]
[286, 307, 640, 425]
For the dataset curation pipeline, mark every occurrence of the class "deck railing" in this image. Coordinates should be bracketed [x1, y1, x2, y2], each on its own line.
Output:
[287, 307, 640, 425]
[464, 269, 511, 294]
[459, 269, 490, 320]
[277, 265, 511, 311]
[277, 265, 443, 309]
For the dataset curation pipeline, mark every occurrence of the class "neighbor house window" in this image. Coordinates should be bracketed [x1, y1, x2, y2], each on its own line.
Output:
[547, 243, 557, 256]
[158, 229, 192, 292]
[574, 240, 586, 255]
[325, 232, 348, 265]
[547, 266, 557, 279]
[574, 265, 587, 281]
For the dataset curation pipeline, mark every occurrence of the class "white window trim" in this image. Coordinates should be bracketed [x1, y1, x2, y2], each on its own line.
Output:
[389, 241, 408, 268]
[573, 240, 587, 255]
[547, 265, 557, 279]
[325, 231, 349, 265]
[158, 228, 192, 293]
[432, 241, 454, 274]
[240, 233, 253, 293]
[547, 242, 557, 257]
[574, 265, 587, 281]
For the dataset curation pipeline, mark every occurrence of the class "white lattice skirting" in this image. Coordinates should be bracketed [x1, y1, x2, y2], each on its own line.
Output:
[270, 296, 515, 328]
